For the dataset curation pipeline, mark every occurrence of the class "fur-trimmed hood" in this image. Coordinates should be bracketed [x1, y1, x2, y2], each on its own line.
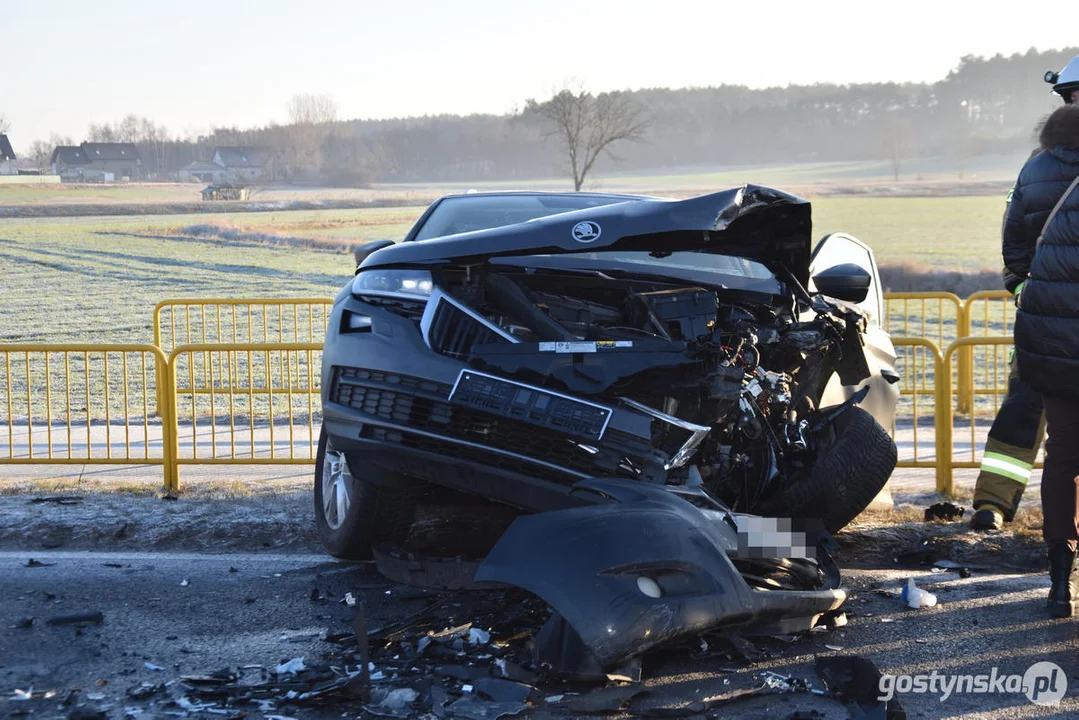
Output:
[1040, 104, 1079, 151]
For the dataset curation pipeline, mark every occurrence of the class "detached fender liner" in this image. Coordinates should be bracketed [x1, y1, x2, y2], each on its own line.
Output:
[474, 479, 846, 671]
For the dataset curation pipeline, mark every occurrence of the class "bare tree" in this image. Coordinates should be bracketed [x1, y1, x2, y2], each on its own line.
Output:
[286, 93, 338, 126]
[881, 116, 914, 181]
[283, 93, 339, 179]
[526, 84, 647, 191]
[88, 122, 117, 142]
[27, 140, 52, 171]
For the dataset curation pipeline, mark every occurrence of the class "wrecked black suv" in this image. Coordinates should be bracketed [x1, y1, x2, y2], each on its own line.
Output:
[316, 186, 899, 559]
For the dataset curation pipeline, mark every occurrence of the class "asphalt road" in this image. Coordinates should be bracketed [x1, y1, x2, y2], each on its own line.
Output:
[2, 550, 1077, 719]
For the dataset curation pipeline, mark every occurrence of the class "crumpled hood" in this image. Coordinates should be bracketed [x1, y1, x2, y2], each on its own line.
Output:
[362, 185, 814, 286]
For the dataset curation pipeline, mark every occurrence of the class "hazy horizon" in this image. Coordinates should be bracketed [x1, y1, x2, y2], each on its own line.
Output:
[3, 0, 1076, 146]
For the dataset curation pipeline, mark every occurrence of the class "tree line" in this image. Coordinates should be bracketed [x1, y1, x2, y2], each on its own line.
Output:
[8, 47, 1077, 186]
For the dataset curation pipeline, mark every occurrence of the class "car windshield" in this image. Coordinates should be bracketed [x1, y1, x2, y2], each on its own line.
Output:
[412, 194, 630, 241]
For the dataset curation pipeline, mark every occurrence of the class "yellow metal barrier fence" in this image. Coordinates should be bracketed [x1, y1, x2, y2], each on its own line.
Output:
[883, 292, 964, 352]
[888, 338, 951, 493]
[165, 342, 323, 492]
[0, 344, 174, 487]
[153, 298, 334, 355]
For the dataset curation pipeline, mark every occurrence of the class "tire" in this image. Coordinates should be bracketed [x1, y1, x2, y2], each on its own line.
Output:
[313, 428, 422, 559]
[759, 406, 897, 534]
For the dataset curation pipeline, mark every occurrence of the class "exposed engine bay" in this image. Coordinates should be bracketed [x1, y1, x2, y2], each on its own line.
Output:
[400, 262, 873, 516]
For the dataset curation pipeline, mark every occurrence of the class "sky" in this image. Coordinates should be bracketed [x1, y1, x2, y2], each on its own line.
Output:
[3, 0, 1077, 147]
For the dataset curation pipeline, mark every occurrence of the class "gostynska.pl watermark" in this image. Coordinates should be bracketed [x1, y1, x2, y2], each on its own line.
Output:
[879, 662, 1067, 705]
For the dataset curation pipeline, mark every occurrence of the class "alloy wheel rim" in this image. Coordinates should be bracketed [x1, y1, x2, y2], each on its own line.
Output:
[321, 447, 351, 530]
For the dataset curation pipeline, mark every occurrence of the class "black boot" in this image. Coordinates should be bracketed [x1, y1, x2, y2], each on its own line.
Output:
[1048, 542, 1078, 618]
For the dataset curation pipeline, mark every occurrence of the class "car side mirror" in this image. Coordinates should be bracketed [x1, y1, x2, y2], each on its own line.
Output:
[812, 263, 871, 303]
[352, 239, 395, 269]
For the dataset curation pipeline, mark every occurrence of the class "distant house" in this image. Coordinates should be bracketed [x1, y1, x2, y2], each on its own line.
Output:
[0, 135, 16, 175]
[51, 142, 141, 182]
[212, 146, 275, 183]
[177, 160, 229, 184]
[51, 146, 89, 180]
[81, 143, 141, 181]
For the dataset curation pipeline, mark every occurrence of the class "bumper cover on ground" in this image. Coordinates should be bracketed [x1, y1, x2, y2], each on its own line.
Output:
[475, 479, 846, 671]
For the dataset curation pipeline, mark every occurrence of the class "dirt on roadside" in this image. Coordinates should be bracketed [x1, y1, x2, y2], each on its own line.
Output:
[0, 492, 319, 553]
[0, 489, 1048, 575]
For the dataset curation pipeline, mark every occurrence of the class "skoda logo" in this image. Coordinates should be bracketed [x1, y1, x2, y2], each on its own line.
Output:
[571, 221, 601, 243]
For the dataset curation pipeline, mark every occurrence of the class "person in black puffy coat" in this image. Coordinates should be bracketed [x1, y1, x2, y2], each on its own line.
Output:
[1011, 103, 1079, 617]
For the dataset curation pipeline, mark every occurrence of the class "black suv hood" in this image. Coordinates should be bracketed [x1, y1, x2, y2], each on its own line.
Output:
[362, 185, 813, 286]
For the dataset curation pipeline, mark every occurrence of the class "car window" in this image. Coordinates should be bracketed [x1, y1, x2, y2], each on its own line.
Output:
[412, 195, 629, 241]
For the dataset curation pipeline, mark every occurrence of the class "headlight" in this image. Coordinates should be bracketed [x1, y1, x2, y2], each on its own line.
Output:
[351, 269, 433, 299]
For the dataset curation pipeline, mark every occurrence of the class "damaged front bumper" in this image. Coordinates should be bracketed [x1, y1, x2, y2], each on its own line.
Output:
[473, 479, 846, 674]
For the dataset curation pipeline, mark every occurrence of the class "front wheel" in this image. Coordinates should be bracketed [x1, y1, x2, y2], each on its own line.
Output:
[758, 406, 896, 534]
[313, 428, 422, 559]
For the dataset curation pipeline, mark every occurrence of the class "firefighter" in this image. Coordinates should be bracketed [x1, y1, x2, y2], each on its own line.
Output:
[970, 55, 1079, 531]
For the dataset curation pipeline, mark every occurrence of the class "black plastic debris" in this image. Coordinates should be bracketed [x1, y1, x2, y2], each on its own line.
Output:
[630, 683, 773, 717]
[366, 686, 420, 718]
[815, 655, 906, 719]
[367, 593, 456, 642]
[373, 545, 485, 590]
[180, 668, 238, 685]
[127, 682, 165, 700]
[723, 631, 765, 663]
[46, 611, 104, 626]
[430, 684, 451, 717]
[445, 696, 529, 720]
[924, 502, 965, 522]
[66, 708, 106, 720]
[353, 599, 371, 697]
[30, 495, 83, 505]
[565, 685, 648, 714]
[435, 665, 487, 683]
[23, 558, 56, 568]
[533, 612, 605, 680]
[472, 677, 535, 704]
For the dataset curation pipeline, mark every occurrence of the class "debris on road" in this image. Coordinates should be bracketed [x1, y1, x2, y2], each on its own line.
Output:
[143, 662, 165, 672]
[815, 655, 907, 719]
[564, 684, 647, 714]
[30, 495, 84, 505]
[45, 611, 104, 626]
[274, 657, 307, 675]
[126, 683, 165, 701]
[900, 578, 938, 608]
[23, 558, 56, 568]
[924, 502, 965, 522]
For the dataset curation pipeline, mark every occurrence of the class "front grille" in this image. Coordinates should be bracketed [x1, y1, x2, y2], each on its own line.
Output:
[425, 294, 511, 359]
[331, 366, 603, 474]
